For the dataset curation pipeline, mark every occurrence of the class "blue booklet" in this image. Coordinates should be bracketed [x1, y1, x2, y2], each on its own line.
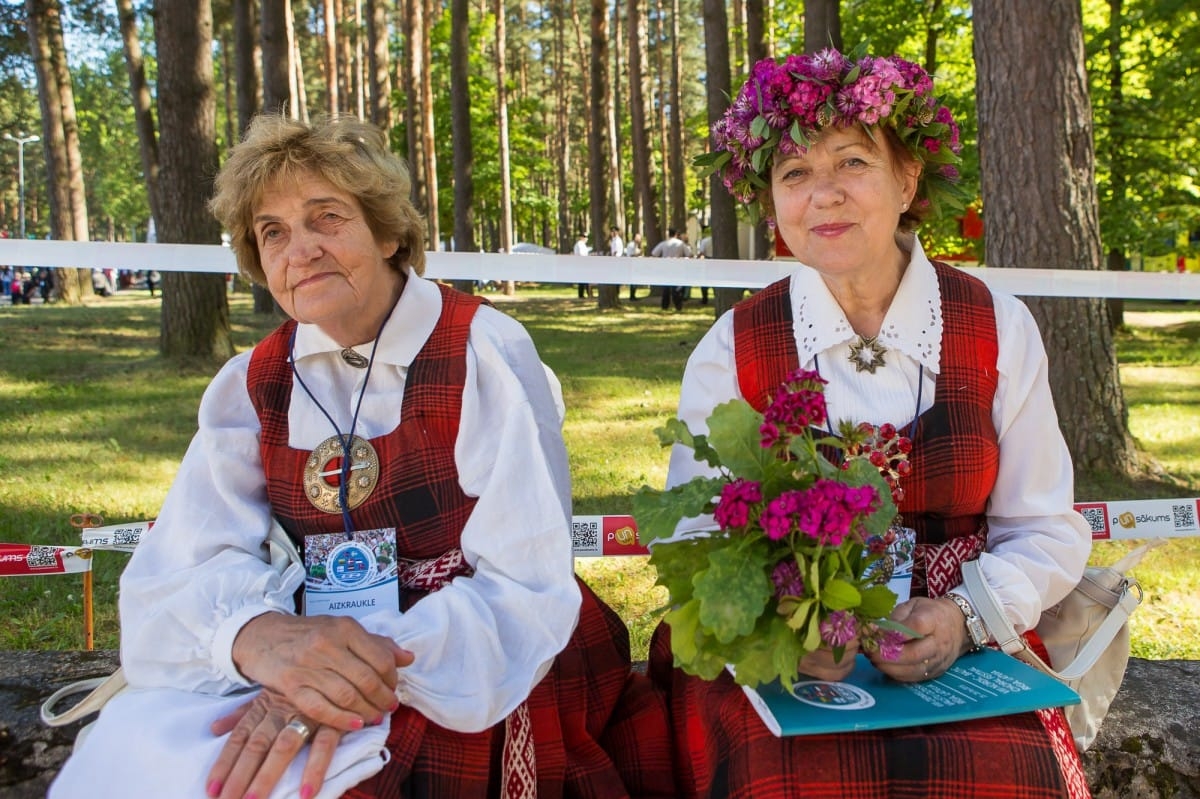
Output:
[741, 647, 1080, 737]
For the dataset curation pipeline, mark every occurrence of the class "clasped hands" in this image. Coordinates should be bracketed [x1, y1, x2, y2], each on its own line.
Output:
[205, 612, 414, 799]
[798, 596, 972, 683]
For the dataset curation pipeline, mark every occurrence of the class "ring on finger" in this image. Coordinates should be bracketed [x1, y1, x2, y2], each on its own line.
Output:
[284, 717, 314, 742]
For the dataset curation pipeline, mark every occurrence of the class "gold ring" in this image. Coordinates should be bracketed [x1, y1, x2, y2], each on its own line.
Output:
[284, 717, 313, 741]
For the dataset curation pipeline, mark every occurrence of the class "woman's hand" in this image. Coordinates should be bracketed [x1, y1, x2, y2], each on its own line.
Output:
[205, 689, 344, 799]
[797, 638, 860, 682]
[867, 596, 971, 682]
[231, 612, 414, 730]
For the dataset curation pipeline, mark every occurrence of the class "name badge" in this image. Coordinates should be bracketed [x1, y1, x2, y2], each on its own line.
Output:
[864, 525, 917, 604]
[303, 527, 400, 619]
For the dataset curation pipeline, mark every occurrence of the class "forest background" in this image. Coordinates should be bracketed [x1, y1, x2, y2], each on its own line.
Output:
[0, 2, 1198, 653]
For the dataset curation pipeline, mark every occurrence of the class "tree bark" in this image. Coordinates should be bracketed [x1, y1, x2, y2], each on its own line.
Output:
[702, 0, 744, 319]
[155, 0, 234, 359]
[256, 0, 292, 314]
[554, 0, 572, 254]
[419, 0, 439, 249]
[1104, 0, 1126, 329]
[365, 0, 392, 129]
[117, 0, 161, 222]
[589, 0, 618, 309]
[25, 0, 89, 302]
[231, 0, 260, 135]
[323, 0, 339, 115]
[450, 0, 475, 258]
[803, 0, 841, 53]
[974, 0, 1140, 476]
[667, 0, 685, 233]
[745, 0, 771, 262]
[627, 0, 660, 251]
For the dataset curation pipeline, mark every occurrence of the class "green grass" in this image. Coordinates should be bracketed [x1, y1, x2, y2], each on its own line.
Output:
[1, 289, 1197, 662]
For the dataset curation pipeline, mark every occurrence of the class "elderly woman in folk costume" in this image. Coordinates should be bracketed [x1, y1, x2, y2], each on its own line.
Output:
[51, 114, 670, 799]
[647, 47, 1094, 798]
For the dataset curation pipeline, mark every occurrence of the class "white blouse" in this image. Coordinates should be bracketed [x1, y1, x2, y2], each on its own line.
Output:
[667, 237, 1092, 636]
[118, 271, 579, 734]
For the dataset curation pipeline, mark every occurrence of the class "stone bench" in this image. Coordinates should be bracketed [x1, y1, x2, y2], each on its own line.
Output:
[1, 650, 1195, 798]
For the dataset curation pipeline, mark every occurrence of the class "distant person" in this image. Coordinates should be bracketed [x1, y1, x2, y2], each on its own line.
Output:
[624, 233, 644, 299]
[609, 227, 624, 257]
[1, 265, 12, 300]
[146, 270, 160, 297]
[650, 228, 691, 311]
[573, 232, 593, 298]
[694, 226, 713, 305]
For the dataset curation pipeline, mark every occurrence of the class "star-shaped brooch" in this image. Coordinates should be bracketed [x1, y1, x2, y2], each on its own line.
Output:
[848, 335, 887, 374]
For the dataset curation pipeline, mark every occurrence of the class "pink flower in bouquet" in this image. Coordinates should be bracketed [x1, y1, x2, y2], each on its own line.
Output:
[714, 478, 763, 530]
[771, 558, 805, 599]
[820, 610, 858, 647]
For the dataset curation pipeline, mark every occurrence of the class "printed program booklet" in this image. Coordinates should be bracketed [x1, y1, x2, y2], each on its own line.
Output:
[741, 647, 1080, 737]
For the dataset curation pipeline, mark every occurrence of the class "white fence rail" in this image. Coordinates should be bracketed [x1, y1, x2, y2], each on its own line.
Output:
[4, 239, 1200, 300]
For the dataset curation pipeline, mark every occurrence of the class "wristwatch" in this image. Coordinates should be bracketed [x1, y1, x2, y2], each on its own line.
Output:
[947, 592, 988, 652]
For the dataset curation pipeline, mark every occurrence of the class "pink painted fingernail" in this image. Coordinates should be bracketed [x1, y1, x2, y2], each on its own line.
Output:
[371, 715, 384, 726]
[206, 779, 222, 797]
[245, 794, 258, 799]
[389, 700, 400, 712]
[300, 785, 315, 799]
[349, 717, 365, 730]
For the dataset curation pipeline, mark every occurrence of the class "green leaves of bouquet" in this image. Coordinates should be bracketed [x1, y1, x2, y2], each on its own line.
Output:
[633, 368, 915, 689]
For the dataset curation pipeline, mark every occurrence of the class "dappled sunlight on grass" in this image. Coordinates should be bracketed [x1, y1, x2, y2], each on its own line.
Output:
[2, 292, 1199, 661]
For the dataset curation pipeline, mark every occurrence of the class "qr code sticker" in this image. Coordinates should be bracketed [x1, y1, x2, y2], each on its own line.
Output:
[571, 520, 599, 553]
[1172, 503, 1197, 531]
[114, 528, 141, 546]
[26, 546, 59, 569]
[1079, 506, 1106, 534]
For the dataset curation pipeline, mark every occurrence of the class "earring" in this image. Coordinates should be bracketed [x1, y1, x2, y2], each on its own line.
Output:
[901, 202, 909, 212]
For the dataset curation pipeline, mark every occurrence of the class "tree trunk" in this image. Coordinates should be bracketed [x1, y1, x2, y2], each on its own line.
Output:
[420, 0, 439, 250]
[702, 0, 743, 319]
[1104, 0, 1126, 329]
[653, 0, 669, 229]
[450, 0, 475, 257]
[607, 0, 624, 237]
[554, 0, 572, 254]
[257, 0, 292, 314]
[589, 0, 616, 309]
[117, 0, 161, 221]
[232, 0, 260, 135]
[323, 0, 339, 115]
[25, 0, 89, 303]
[974, 0, 1140, 476]
[627, 0, 660, 251]
[667, 0, 685, 233]
[803, 0, 841, 53]
[745, 0, 771, 262]
[365, 0, 392, 129]
[155, 0, 234, 359]
[401, 0, 424, 216]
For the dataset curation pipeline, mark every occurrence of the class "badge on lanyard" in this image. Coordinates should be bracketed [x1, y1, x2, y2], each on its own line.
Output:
[303, 527, 400, 619]
[864, 525, 917, 604]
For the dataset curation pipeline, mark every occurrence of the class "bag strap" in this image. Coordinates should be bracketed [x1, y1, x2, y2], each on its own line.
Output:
[40, 518, 303, 729]
[961, 542, 1160, 681]
[40, 668, 128, 727]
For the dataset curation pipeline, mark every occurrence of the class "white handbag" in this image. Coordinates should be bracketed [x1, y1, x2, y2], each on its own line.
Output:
[961, 540, 1162, 751]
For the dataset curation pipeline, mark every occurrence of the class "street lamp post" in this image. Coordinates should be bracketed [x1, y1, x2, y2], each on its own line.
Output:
[4, 132, 40, 239]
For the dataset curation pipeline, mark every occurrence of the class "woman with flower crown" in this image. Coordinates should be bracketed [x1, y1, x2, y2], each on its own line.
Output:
[646, 46, 1094, 798]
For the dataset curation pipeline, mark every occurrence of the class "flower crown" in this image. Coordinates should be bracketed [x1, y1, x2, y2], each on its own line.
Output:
[698, 44, 971, 219]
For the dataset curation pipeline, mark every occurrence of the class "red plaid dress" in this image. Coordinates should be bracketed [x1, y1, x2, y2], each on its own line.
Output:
[248, 284, 673, 798]
[648, 262, 1090, 798]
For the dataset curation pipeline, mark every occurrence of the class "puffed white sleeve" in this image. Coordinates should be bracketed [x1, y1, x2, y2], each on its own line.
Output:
[956, 293, 1092, 634]
[119, 351, 305, 694]
[353, 306, 580, 732]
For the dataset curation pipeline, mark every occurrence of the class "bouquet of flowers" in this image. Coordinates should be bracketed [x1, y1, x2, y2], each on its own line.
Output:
[633, 368, 916, 689]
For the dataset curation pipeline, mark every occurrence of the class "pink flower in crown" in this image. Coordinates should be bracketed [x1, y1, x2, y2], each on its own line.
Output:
[820, 610, 858, 647]
[786, 80, 834, 128]
[714, 478, 763, 530]
[923, 138, 941, 154]
[808, 48, 849, 81]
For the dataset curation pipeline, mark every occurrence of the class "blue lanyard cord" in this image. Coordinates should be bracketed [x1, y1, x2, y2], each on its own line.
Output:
[288, 307, 394, 535]
[813, 354, 924, 443]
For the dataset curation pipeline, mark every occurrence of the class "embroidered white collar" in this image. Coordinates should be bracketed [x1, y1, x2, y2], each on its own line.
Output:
[789, 235, 943, 374]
